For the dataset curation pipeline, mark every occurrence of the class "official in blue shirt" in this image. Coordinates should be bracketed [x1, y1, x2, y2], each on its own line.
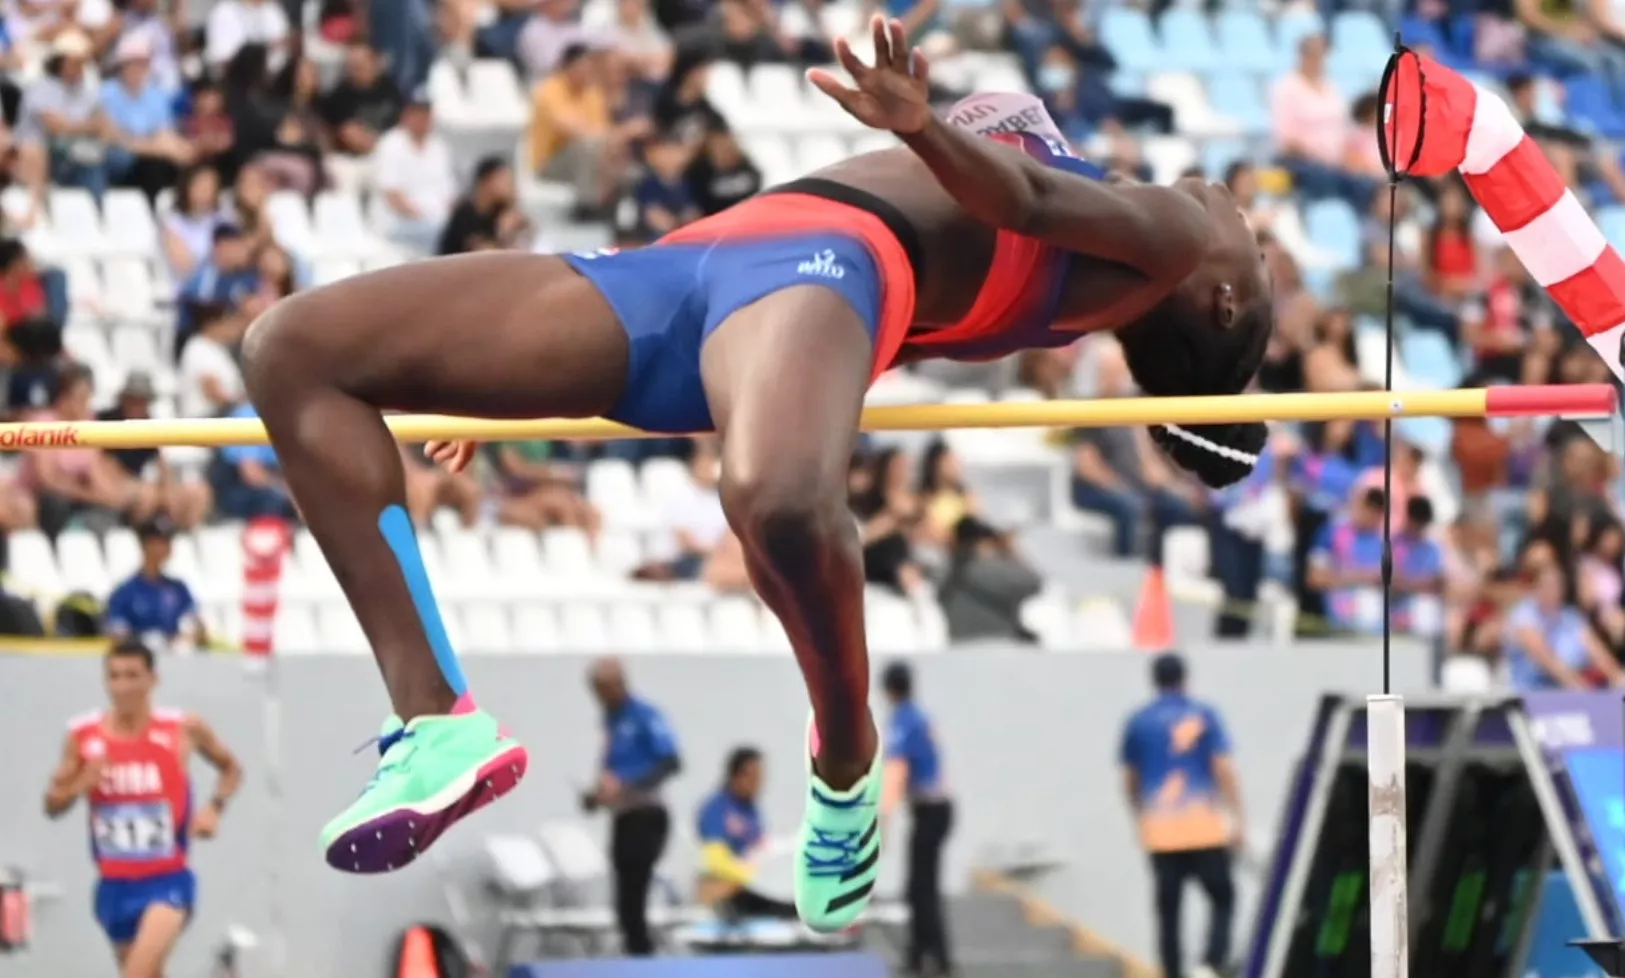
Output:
[1120, 653, 1242, 978]
[175, 224, 259, 354]
[695, 746, 797, 919]
[105, 519, 205, 654]
[581, 657, 681, 956]
[880, 662, 953, 976]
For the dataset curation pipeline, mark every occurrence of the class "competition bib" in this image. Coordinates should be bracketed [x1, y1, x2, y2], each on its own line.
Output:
[91, 801, 176, 861]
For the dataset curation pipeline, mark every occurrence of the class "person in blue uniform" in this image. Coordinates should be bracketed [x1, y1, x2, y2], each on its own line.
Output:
[1119, 653, 1243, 978]
[880, 662, 953, 976]
[695, 746, 798, 919]
[581, 657, 682, 956]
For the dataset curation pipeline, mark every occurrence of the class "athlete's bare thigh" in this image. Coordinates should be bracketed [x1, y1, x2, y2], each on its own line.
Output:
[245, 252, 630, 420]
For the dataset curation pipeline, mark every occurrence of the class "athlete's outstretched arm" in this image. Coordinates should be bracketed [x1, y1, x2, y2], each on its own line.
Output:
[43, 732, 99, 819]
[808, 16, 1208, 286]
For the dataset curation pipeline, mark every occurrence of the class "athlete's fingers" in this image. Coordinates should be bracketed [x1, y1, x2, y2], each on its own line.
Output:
[870, 13, 892, 69]
[807, 67, 860, 109]
[830, 36, 870, 86]
[451, 442, 475, 474]
[887, 18, 910, 72]
[910, 44, 930, 86]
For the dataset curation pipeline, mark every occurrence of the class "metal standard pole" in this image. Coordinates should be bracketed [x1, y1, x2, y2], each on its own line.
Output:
[1368, 694, 1409, 978]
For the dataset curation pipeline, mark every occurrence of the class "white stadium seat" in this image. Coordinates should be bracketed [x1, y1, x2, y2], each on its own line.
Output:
[512, 603, 563, 653]
[654, 603, 709, 652]
[463, 602, 515, 653]
[465, 59, 529, 128]
[57, 530, 110, 596]
[708, 596, 762, 652]
[560, 603, 610, 652]
[274, 603, 321, 654]
[607, 602, 660, 653]
[48, 187, 108, 257]
[8, 530, 64, 596]
[102, 189, 160, 257]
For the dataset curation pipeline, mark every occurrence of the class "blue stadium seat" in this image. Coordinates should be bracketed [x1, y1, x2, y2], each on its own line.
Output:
[1304, 198, 1361, 270]
[1158, 9, 1219, 73]
[1330, 65, 1382, 101]
[1397, 416, 1453, 456]
[1563, 77, 1625, 139]
[1597, 205, 1625, 252]
[1214, 10, 1278, 75]
[1206, 72, 1270, 135]
[1329, 11, 1390, 77]
[1398, 14, 1447, 51]
[1402, 329, 1463, 389]
[1202, 138, 1249, 178]
[1275, 9, 1327, 66]
[1099, 7, 1162, 74]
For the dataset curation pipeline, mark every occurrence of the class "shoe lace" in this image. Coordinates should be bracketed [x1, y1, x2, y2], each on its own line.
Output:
[352, 727, 414, 790]
[803, 825, 867, 878]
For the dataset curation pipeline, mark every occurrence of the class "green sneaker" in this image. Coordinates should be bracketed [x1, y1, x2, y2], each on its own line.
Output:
[793, 717, 883, 931]
[321, 707, 527, 874]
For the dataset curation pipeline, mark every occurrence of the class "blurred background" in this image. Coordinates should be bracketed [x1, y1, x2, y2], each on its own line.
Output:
[0, 0, 1623, 974]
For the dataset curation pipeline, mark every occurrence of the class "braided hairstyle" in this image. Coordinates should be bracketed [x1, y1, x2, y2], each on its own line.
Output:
[1116, 288, 1273, 488]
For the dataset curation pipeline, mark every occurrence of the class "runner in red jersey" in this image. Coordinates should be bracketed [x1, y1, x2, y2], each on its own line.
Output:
[43, 641, 242, 978]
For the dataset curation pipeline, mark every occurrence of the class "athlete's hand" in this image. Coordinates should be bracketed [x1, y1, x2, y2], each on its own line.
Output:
[193, 801, 221, 840]
[807, 16, 932, 135]
[424, 440, 476, 474]
[69, 756, 105, 797]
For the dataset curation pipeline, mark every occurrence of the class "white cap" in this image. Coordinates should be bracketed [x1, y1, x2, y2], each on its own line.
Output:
[945, 91, 1074, 156]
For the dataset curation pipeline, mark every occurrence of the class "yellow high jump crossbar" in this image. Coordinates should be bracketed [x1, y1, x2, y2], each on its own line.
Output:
[0, 384, 1611, 449]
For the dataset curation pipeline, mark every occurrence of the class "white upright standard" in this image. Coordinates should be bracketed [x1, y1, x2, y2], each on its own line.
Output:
[1367, 694, 1409, 978]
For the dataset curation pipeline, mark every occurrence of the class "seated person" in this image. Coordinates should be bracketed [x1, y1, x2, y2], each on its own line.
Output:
[105, 518, 207, 654]
[695, 747, 797, 919]
[207, 402, 298, 521]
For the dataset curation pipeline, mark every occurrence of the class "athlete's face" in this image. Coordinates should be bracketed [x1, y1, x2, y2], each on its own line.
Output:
[104, 654, 155, 712]
[1169, 177, 1270, 333]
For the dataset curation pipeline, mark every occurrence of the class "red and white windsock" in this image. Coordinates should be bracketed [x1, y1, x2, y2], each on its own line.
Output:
[240, 517, 291, 657]
[1383, 51, 1625, 375]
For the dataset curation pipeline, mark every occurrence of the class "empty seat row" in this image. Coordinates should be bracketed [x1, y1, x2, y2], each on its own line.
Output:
[1103, 8, 1387, 78]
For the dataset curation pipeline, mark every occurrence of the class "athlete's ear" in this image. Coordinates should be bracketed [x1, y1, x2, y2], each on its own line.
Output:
[1214, 282, 1237, 330]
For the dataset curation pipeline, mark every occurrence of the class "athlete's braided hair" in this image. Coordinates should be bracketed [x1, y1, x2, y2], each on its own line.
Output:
[1116, 290, 1273, 489]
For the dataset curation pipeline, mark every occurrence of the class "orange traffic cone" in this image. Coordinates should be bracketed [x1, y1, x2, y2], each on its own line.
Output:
[396, 926, 440, 978]
[1131, 566, 1175, 652]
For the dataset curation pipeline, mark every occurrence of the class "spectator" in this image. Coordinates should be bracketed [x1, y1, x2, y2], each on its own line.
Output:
[685, 124, 760, 216]
[180, 83, 237, 175]
[208, 402, 298, 520]
[437, 155, 531, 255]
[937, 516, 1041, 643]
[254, 57, 326, 196]
[626, 129, 699, 241]
[694, 746, 798, 918]
[637, 435, 747, 590]
[26, 363, 159, 536]
[401, 443, 483, 528]
[175, 224, 263, 357]
[100, 33, 193, 201]
[1422, 180, 1482, 303]
[1505, 564, 1624, 689]
[17, 31, 111, 197]
[652, 48, 722, 152]
[255, 243, 298, 299]
[97, 372, 212, 529]
[917, 441, 976, 548]
[488, 439, 601, 534]
[221, 43, 284, 178]
[104, 518, 205, 654]
[1270, 34, 1375, 211]
[1207, 433, 1283, 639]
[1120, 653, 1241, 978]
[320, 41, 403, 158]
[581, 657, 680, 958]
[375, 89, 458, 255]
[111, 0, 183, 96]
[1069, 339, 1204, 560]
[206, 0, 291, 74]
[1462, 246, 1551, 383]
[227, 163, 276, 254]
[4, 317, 66, 417]
[1394, 496, 1446, 637]
[529, 44, 632, 216]
[611, 0, 674, 82]
[161, 165, 228, 279]
[850, 447, 927, 594]
[1306, 486, 1388, 635]
[518, 0, 594, 83]
[368, 0, 436, 92]
[178, 288, 250, 419]
[0, 237, 63, 333]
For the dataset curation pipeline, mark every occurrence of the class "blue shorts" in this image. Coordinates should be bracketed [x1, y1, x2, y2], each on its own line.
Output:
[94, 869, 195, 945]
[563, 233, 883, 433]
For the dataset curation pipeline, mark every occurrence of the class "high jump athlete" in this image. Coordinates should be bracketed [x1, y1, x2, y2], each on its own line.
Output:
[239, 18, 1271, 930]
[44, 641, 242, 978]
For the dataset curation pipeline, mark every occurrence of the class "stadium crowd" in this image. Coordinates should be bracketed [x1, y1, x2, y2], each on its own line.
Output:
[0, 0, 1614, 687]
